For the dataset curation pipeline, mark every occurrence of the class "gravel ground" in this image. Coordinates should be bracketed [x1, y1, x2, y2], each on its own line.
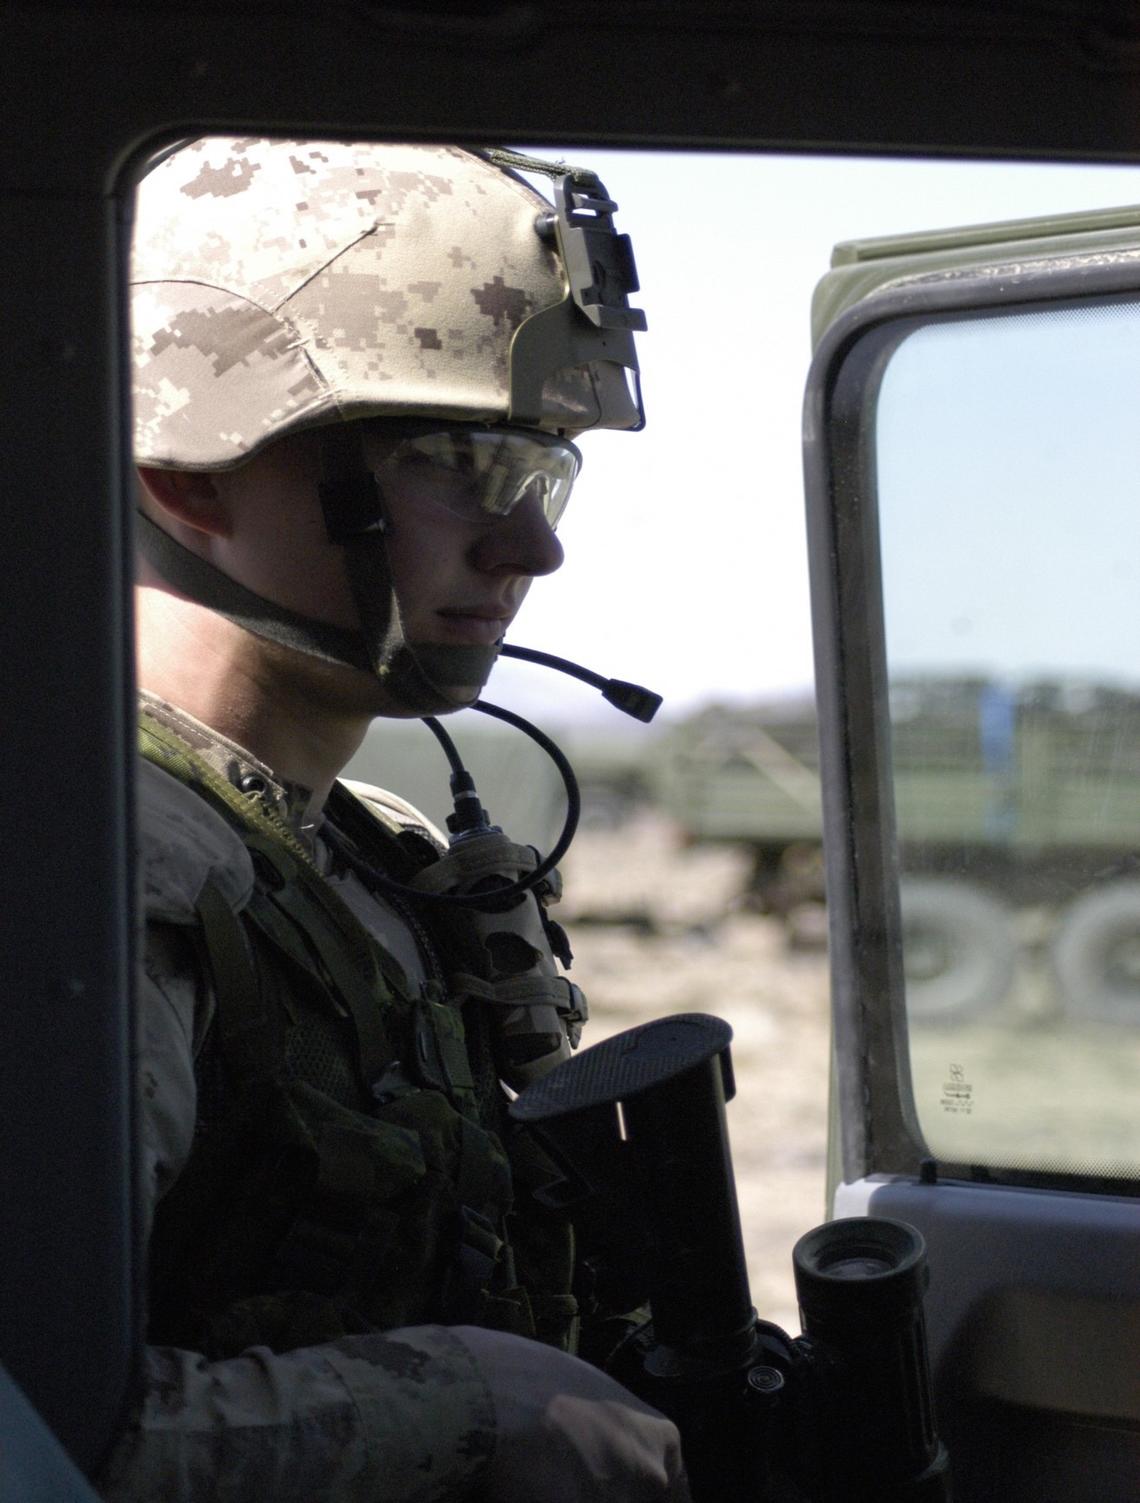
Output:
[558, 811, 831, 1333]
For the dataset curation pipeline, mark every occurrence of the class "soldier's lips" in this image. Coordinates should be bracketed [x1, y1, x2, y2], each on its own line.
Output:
[435, 608, 513, 644]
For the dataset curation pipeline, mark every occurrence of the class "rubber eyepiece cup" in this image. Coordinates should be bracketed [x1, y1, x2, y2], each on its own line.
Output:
[793, 1217, 929, 1331]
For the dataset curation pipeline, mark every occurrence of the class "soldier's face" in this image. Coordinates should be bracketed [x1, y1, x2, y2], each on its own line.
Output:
[212, 426, 564, 655]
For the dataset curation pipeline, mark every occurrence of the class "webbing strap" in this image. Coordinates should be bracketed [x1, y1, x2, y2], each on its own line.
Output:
[253, 840, 393, 1090]
[456, 1114, 509, 1215]
[243, 890, 332, 1009]
[448, 971, 576, 1009]
[411, 987, 476, 1103]
[139, 715, 313, 867]
[195, 877, 281, 1083]
[440, 1204, 505, 1324]
[137, 512, 372, 673]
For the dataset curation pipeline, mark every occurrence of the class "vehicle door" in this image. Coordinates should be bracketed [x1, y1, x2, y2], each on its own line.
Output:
[805, 209, 1140, 1501]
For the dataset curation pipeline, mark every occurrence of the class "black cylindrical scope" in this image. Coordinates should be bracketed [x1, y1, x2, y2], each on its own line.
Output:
[513, 1015, 766, 1502]
[512, 1013, 754, 1363]
[793, 1218, 951, 1500]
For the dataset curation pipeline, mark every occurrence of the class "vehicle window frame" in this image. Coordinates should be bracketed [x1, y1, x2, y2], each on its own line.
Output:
[804, 255, 1140, 1199]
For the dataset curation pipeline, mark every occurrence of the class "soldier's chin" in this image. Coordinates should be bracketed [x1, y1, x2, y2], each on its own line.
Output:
[388, 642, 498, 715]
[433, 684, 482, 714]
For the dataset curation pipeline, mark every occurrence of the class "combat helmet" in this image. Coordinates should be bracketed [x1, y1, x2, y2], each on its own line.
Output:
[131, 137, 646, 710]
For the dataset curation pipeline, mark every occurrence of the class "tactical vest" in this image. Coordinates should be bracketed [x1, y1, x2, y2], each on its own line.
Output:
[138, 713, 579, 1360]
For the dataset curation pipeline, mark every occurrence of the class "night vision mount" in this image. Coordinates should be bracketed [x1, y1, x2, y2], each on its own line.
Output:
[486, 148, 647, 429]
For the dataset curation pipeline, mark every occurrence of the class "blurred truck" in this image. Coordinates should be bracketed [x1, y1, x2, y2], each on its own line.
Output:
[655, 675, 1140, 1023]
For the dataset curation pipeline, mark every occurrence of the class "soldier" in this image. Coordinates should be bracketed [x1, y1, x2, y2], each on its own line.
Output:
[101, 138, 688, 1501]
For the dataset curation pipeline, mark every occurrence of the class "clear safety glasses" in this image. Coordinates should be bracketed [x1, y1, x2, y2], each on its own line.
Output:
[377, 426, 582, 530]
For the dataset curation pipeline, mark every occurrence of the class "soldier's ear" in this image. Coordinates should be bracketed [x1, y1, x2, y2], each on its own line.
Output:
[136, 466, 234, 539]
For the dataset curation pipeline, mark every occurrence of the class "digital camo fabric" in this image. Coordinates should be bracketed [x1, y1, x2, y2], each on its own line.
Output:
[131, 138, 636, 469]
[100, 1327, 495, 1502]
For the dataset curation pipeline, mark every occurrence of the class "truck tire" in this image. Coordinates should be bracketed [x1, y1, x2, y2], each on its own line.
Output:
[1051, 881, 1140, 1025]
[899, 877, 1017, 1023]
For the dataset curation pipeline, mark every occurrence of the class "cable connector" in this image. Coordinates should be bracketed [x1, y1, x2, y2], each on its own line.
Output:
[446, 767, 493, 838]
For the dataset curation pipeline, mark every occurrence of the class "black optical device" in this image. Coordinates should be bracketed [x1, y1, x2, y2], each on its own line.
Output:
[511, 1014, 951, 1502]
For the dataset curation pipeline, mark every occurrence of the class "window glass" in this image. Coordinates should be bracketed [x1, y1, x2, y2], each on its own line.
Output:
[876, 302, 1140, 1177]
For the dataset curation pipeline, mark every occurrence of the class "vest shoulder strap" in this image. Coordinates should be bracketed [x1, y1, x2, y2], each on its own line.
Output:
[138, 711, 404, 1092]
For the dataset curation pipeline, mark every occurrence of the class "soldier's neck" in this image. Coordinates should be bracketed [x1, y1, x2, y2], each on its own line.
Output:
[135, 583, 370, 818]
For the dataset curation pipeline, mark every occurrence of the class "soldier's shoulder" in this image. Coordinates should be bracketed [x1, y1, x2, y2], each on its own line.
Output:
[137, 756, 254, 924]
[338, 778, 448, 852]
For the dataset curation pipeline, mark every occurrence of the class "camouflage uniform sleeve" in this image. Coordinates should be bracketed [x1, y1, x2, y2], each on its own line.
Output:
[99, 1329, 494, 1503]
[100, 928, 495, 1503]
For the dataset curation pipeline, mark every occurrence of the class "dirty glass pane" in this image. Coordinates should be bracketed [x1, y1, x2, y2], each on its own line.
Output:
[875, 301, 1140, 1178]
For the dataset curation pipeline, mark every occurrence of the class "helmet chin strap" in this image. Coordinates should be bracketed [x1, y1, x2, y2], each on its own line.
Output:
[136, 510, 372, 671]
[135, 428, 502, 714]
[316, 424, 499, 712]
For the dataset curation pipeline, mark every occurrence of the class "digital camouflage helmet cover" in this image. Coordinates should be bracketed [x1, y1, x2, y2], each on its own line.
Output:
[131, 138, 646, 710]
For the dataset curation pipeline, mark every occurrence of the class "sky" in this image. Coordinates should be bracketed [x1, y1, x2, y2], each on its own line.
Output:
[483, 148, 1140, 730]
[877, 302, 1140, 690]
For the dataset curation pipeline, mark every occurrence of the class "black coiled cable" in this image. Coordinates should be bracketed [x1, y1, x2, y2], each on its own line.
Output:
[324, 699, 580, 908]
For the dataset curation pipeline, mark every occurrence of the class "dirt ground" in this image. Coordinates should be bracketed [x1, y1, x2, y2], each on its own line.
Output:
[557, 810, 832, 1334]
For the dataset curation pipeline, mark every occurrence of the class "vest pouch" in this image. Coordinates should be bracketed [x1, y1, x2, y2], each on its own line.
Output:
[363, 1083, 516, 1329]
[149, 1076, 431, 1358]
[501, 1129, 581, 1353]
[149, 1070, 524, 1359]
